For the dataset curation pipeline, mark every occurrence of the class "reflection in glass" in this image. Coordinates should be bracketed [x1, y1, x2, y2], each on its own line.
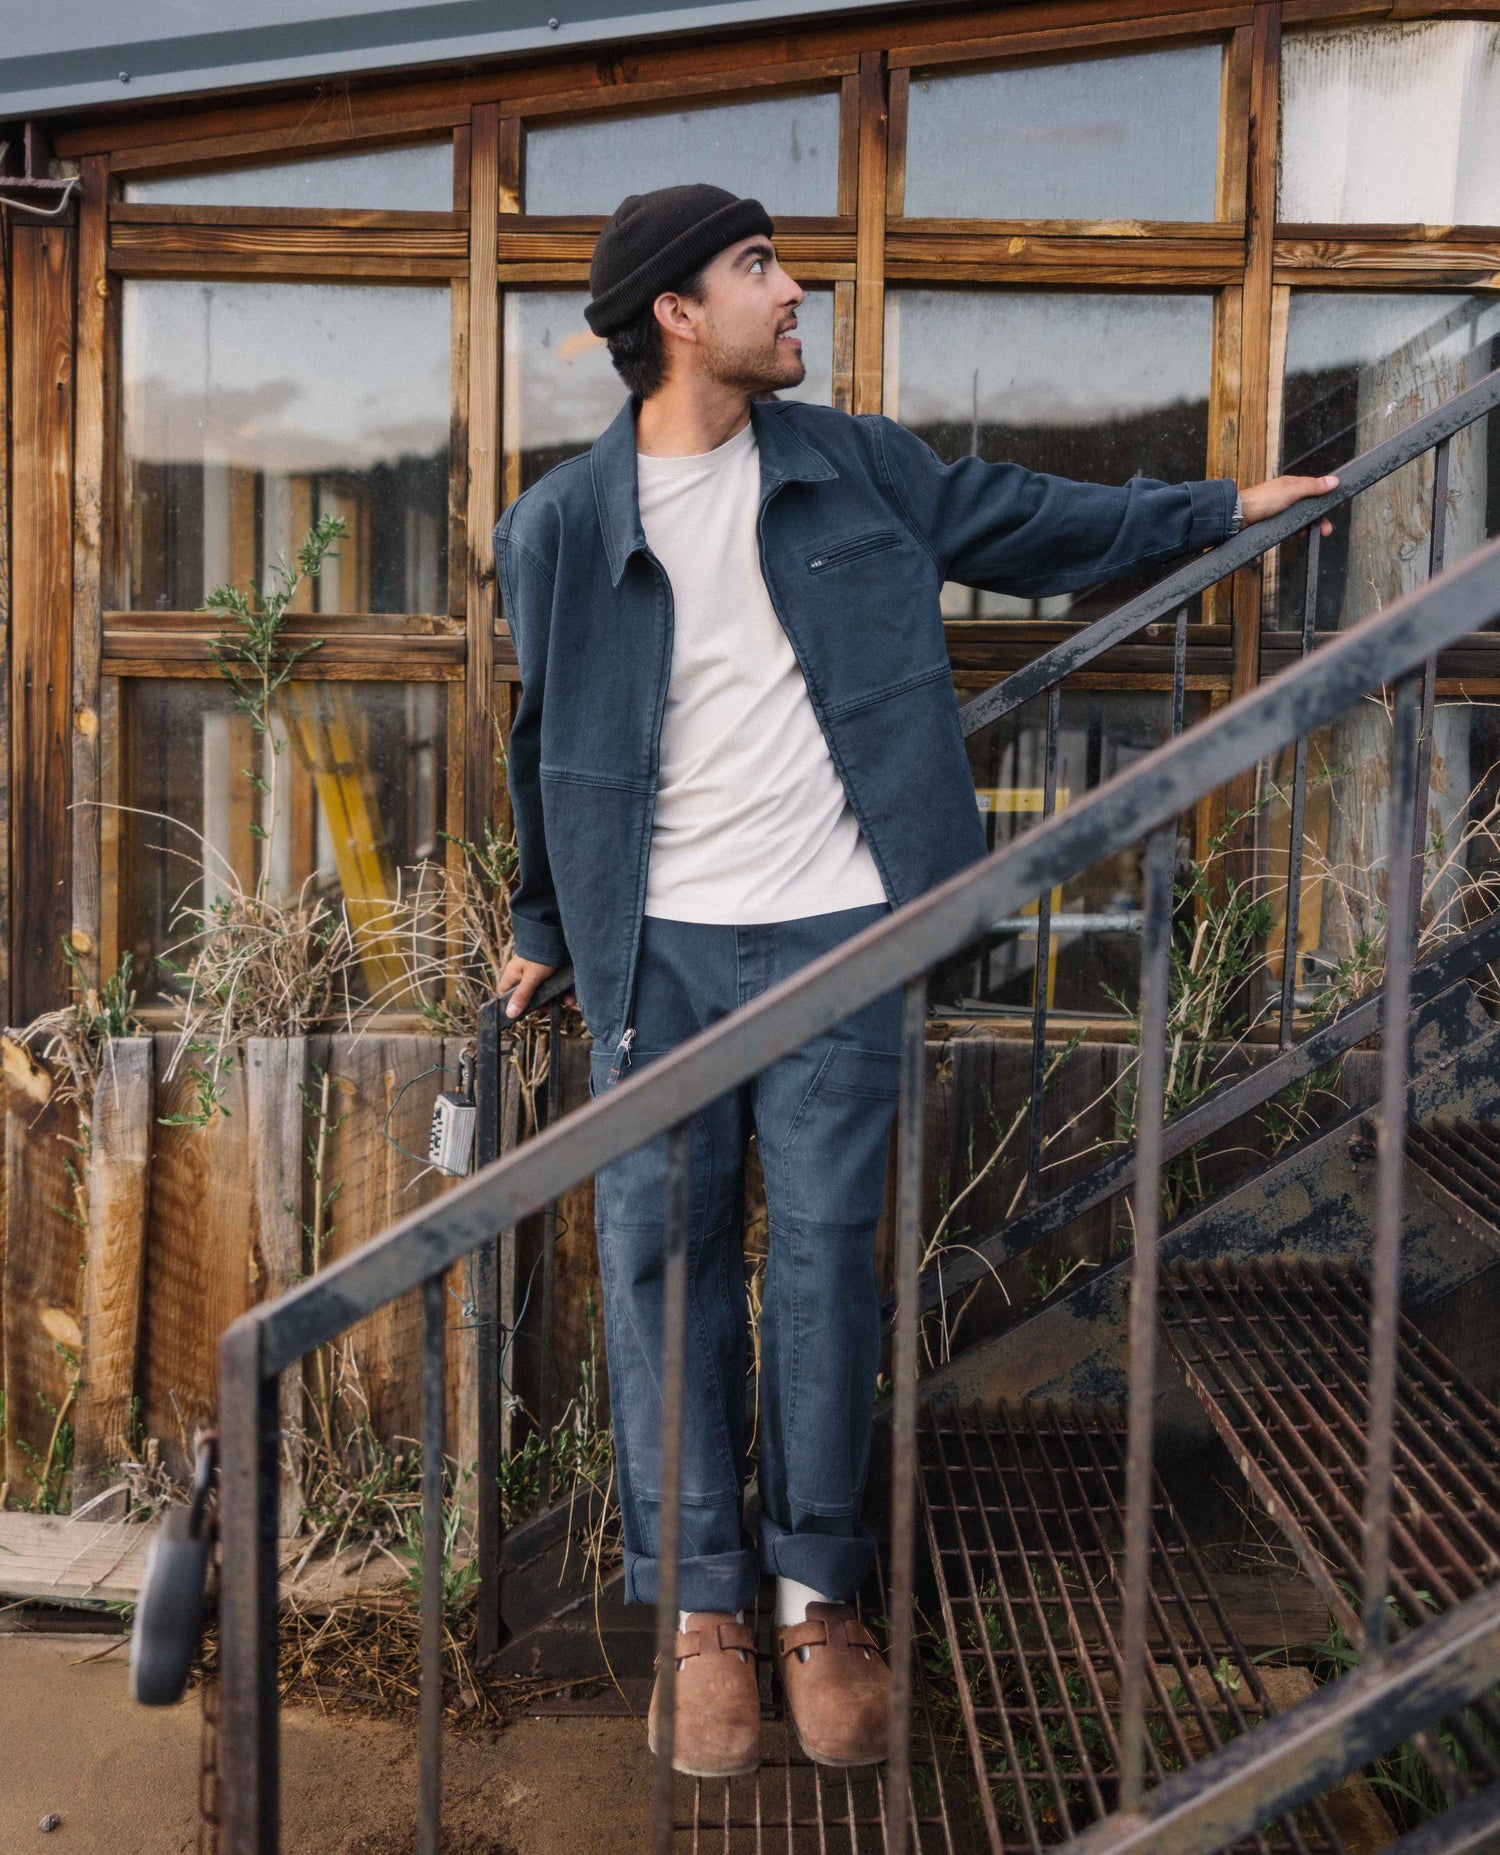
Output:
[1275, 293, 1500, 632]
[884, 290, 1215, 620]
[122, 679, 447, 1005]
[904, 45, 1222, 221]
[123, 281, 450, 613]
[934, 690, 1202, 1017]
[123, 143, 454, 211]
[1275, 294, 1500, 976]
[525, 91, 840, 215]
[1280, 23, 1500, 224]
[503, 289, 835, 495]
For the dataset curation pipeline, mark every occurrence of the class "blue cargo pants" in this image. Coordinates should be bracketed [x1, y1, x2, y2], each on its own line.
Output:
[586, 902, 901, 1615]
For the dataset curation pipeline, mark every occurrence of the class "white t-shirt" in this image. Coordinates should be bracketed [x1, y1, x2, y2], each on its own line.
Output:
[636, 417, 887, 923]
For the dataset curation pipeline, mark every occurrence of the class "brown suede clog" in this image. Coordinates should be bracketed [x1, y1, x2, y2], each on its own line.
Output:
[647, 1612, 762, 1778]
[775, 1601, 890, 1767]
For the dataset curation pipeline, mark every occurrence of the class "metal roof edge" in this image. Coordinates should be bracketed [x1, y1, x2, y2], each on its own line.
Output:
[0, 0, 931, 121]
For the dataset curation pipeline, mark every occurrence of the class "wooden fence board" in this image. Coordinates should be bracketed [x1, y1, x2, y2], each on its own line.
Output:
[0, 1020, 1145, 1518]
[322, 1033, 451, 1447]
[246, 1036, 307, 1533]
[2, 1060, 83, 1503]
[140, 1037, 251, 1481]
[545, 1032, 602, 1431]
[73, 1037, 153, 1507]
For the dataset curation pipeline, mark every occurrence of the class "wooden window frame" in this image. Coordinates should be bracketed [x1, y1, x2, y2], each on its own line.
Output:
[35, 0, 1500, 1008]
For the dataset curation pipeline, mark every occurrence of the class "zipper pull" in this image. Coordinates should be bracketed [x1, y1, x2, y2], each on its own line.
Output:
[607, 1027, 635, 1086]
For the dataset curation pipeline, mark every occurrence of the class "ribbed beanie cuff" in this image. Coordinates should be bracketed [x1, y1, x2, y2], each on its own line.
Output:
[585, 185, 774, 337]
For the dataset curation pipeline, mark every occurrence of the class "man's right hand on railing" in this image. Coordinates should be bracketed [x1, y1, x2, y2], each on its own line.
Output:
[1240, 472, 1340, 536]
[497, 954, 576, 1019]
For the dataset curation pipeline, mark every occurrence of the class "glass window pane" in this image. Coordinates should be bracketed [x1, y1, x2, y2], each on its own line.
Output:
[525, 91, 840, 215]
[1280, 23, 1500, 224]
[884, 290, 1215, 621]
[935, 689, 1205, 1017]
[122, 679, 447, 1006]
[1275, 292, 1500, 631]
[123, 281, 450, 614]
[504, 287, 835, 495]
[904, 46, 1223, 221]
[123, 142, 453, 211]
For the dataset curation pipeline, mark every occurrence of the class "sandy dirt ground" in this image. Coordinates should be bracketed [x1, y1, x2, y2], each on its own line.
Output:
[2, 1632, 656, 1853]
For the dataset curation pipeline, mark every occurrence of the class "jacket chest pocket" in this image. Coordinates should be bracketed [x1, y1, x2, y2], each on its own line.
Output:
[805, 529, 902, 573]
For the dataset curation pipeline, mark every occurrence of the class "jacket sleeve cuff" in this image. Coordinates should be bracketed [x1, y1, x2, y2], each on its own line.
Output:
[510, 913, 570, 969]
[1187, 477, 1240, 551]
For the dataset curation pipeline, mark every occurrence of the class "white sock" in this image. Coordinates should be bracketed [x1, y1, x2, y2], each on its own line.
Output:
[676, 1606, 748, 1666]
[677, 1607, 745, 1630]
[776, 1576, 831, 1660]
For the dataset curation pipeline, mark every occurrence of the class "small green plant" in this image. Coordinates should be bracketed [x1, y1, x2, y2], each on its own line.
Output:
[397, 1468, 482, 1624]
[159, 516, 355, 1127]
[13, 1337, 79, 1514]
[204, 515, 343, 897]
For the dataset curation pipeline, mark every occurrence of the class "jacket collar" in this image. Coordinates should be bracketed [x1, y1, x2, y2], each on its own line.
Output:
[590, 392, 840, 589]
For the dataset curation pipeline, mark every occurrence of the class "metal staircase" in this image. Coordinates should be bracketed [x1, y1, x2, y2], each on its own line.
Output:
[188, 363, 1500, 1853]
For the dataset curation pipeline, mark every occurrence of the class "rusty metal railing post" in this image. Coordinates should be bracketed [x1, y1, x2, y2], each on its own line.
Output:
[539, 999, 563, 1502]
[1279, 523, 1321, 1050]
[1363, 671, 1422, 1654]
[218, 1319, 282, 1853]
[1117, 822, 1176, 1812]
[473, 1000, 502, 1665]
[650, 1120, 693, 1855]
[418, 1274, 447, 1852]
[887, 976, 928, 1855]
[1026, 687, 1061, 1200]
[1409, 437, 1450, 926]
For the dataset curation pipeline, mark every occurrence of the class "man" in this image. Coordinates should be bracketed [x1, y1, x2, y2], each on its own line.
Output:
[492, 183, 1335, 1779]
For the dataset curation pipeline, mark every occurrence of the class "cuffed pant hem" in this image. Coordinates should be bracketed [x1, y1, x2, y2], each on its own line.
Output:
[623, 1544, 761, 1615]
[757, 1511, 876, 1600]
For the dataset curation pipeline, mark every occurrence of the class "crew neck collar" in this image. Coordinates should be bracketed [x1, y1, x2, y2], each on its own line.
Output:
[636, 416, 757, 473]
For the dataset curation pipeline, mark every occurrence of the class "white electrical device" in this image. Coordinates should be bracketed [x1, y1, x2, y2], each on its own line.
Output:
[428, 1051, 477, 1177]
[428, 1092, 476, 1177]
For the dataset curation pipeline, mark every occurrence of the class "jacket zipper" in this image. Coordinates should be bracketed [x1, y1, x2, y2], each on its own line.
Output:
[806, 529, 900, 572]
[607, 1026, 636, 1085]
[611, 545, 676, 1063]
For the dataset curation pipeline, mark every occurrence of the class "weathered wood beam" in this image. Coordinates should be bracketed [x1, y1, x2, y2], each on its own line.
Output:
[9, 222, 76, 1022]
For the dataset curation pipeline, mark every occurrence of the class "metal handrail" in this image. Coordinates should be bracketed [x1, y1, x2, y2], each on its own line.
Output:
[217, 423, 1500, 1852]
[231, 546, 1500, 1378]
[955, 358, 1500, 737]
[521, 361, 1500, 1017]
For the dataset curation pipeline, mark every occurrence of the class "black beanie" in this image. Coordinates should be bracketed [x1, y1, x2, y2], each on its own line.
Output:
[585, 184, 774, 337]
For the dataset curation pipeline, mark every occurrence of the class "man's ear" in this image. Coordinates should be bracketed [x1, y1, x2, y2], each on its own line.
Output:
[654, 291, 701, 346]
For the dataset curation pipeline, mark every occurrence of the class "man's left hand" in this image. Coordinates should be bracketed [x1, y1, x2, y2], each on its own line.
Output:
[1240, 472, 1340, 537]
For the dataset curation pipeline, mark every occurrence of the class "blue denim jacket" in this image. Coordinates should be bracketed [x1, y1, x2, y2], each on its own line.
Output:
[493, 392, 1237, 1055]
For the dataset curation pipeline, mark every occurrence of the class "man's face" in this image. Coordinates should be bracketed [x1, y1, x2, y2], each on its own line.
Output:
[666, 234, 806, 394]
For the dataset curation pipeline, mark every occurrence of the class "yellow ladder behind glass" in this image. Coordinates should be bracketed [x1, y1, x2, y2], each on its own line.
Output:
[281, 686, 409, 1002]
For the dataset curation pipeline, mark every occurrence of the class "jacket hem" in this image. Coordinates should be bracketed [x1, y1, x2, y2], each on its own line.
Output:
[1187, 477, 1239, 552]
[511, 915, 570, 968]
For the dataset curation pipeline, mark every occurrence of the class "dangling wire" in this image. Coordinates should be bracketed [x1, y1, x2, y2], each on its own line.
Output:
[0, 174, 80, 218]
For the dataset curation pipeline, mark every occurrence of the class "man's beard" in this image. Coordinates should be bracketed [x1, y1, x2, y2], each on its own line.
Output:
[700, 322, 806, 395]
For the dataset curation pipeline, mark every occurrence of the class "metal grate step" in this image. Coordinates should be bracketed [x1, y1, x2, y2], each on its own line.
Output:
[917, 1400, 1353, 1854]
[1407, 1120, 1500, 1254]
[1160, 1258, 1500, 1637]
[1160, 1255, 1500, 1798]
